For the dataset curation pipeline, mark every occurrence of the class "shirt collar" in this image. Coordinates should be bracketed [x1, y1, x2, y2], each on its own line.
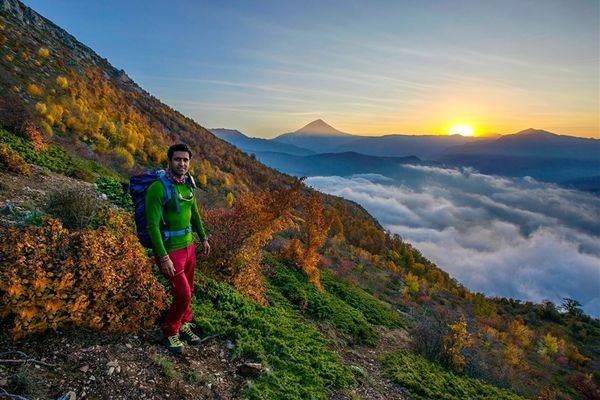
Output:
[166, 168, 186, 184]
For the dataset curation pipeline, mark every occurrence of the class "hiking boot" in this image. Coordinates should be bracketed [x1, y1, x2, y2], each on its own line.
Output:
[162, 334, 184, 354]
[179, 322, 201, 345]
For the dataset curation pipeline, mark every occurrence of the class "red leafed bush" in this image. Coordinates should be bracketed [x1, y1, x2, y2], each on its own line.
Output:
[201, 179, 303, 304]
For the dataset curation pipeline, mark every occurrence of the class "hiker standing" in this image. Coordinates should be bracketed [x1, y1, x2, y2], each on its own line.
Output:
[145, 143, 210, 354]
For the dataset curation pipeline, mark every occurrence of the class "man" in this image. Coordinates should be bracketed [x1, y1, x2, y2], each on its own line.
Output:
[145, 143, 211, 354]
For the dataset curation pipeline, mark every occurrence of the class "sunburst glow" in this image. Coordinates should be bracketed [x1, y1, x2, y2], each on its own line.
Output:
[449, 124, 475, 136]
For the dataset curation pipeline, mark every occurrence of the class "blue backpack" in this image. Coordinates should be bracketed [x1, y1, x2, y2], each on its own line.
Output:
[129, 169, 196, 248]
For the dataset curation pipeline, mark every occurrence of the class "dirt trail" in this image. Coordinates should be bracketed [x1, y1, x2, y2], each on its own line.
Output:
[328, 326, 411, 400]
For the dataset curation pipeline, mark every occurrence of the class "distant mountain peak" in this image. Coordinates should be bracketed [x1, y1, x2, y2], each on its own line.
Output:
[514, 128, 556, 136]
[209, 128, 247, 139]
[294, 119, 349, 136]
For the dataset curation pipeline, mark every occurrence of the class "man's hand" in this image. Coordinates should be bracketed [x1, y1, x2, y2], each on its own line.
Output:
[201, 240, 211, 256]
[159, 255, 175, 278]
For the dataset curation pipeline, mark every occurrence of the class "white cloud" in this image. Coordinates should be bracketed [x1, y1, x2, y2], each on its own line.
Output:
[306, 168, 600, 317]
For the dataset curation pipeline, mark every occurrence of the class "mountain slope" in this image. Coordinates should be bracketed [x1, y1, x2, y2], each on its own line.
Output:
[210, 128, 315, 156]
[334, 134, 491, 159]
[438, 129, 600, 191]
[444, 128, 600, 159]
[272, 119, 360, 152]
[291, 118, 352, 136]
[272, 121, 494, 159]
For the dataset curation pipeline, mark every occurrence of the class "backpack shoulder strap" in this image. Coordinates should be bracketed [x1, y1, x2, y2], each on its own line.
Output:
[158, 171, 180, 212]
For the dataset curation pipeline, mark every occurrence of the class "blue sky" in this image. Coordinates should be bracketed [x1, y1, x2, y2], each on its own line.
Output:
[25, 0, 599, 138]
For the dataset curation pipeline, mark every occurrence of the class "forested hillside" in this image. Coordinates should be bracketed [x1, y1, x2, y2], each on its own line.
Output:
[0, 1, 598, 399]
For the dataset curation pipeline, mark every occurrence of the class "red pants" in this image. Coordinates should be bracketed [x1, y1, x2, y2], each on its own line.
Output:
[156, 244, 196, 337]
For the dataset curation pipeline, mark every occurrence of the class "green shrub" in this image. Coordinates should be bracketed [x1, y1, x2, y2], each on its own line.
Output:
[267, 258, 378, 345]
[322, 272, 404, 329]
[381, 350, 527, 400]
[192, 277, 354, 400]
[95, 176, 132, 211]
[0, 127, 117, 181]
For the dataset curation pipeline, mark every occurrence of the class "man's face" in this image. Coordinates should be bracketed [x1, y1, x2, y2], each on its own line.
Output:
[169, 150, 190, 177]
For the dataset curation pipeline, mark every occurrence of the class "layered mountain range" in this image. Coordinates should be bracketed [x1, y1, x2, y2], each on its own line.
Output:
[211, 122, 600, 192]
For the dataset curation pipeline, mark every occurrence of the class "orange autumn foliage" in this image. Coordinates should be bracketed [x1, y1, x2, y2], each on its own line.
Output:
[280, 192, 332, 291]
[0, 143, 31, 176]
[0, 210, 167, 339]
[201, 179, 304, 304]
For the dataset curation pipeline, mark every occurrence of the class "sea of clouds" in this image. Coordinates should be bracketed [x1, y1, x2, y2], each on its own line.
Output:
[305, 166, 600, 317]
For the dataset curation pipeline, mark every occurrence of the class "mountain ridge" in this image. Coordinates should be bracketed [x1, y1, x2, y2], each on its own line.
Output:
[292, 118, 351, 136]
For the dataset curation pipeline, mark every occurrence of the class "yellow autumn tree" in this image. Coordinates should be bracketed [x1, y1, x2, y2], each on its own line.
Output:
[37, 47, 50, 58]
[56, 75, 68, 89]
[540, 333, 559, 356]
[510, 320, 533, 348]
[225, 192, 235, 208]
[403, 272, 420, 297]
[281, 192, 332, 291]
[443, 314, 472, 371]
[504, 343, 526, 369]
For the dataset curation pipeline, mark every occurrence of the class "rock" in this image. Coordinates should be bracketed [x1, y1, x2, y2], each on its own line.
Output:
[125, 344, 132, 349]
[226, 340, 235, 350]
[236, 362, 267, 378]
[79, 365, 89, 373]
[0, 378, 7, 386]
[89, 375, 95, 381]
[106, 361, 119, 367]
[107, 367, 115, 376]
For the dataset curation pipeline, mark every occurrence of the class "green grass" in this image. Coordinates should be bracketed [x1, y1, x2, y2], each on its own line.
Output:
[151, 355, 180, 380]
[191, 276, 355, 400]
[0, 127, 118, 181]
[381, 350, 528, 400]
[267, 258, 378, 345]
[321, 272, 404, 329]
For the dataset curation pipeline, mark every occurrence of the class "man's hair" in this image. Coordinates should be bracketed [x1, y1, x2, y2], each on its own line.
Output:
[167, 143, 192, 160]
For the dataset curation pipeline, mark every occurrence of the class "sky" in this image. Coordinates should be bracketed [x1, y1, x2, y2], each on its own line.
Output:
[306, 169, 600, 317]
[25, 0, 599, 138]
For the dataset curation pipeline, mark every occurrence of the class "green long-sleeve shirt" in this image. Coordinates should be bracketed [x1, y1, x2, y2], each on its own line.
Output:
[145, 179, 207, 257]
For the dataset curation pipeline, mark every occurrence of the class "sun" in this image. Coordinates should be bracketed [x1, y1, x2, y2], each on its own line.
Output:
[449, 124, 475, 136]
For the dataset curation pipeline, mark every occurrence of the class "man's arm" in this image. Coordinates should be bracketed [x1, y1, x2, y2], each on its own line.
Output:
[191, 195, 210, 256]
[191, 197, 208, 242]
[145, 181, 168, 257]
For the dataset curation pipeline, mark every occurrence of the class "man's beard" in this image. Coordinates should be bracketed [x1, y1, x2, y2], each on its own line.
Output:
[171, 166, 186, 177]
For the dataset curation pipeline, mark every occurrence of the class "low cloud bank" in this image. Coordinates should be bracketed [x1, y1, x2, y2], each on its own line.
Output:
[306, 167, 600, 317]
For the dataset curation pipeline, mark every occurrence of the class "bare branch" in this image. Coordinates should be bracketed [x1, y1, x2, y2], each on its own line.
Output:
[0, 359, 57, 367]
